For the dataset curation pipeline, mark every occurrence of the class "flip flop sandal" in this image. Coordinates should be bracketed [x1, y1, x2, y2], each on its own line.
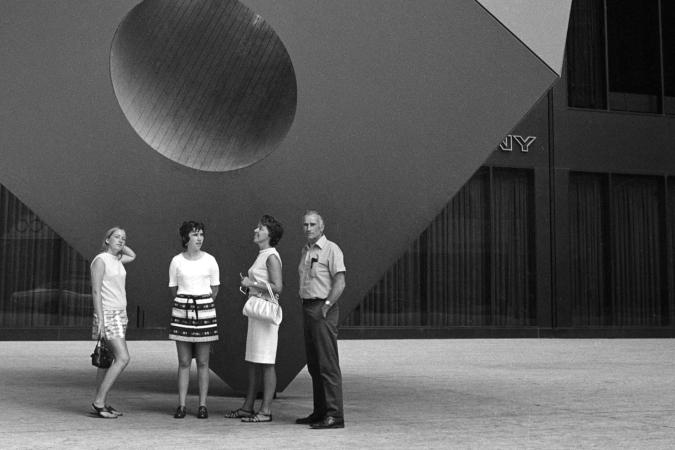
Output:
[241, 413, 272, 423]
[105, 405, 123, 416]
[224, 408, 254, 418]
[91, 403, 117, 419]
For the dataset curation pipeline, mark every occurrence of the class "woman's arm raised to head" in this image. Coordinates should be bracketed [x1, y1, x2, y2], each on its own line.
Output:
[119, 245, 136, 264]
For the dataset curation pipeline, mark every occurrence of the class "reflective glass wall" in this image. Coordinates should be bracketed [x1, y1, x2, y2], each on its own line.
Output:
[567, 0, 675, 114]
[0, 184, 92, 328]
[569, 173, 668, 326]
[345, 167, 674, 331]
[344, 167, 537, 328]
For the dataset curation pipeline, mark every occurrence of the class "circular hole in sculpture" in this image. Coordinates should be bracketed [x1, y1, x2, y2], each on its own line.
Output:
[110, 0, 297, 171]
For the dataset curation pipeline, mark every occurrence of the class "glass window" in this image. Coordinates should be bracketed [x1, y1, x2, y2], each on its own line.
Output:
[566, 0, 607, 109]
[344, 167, 535, 328]
[0, 184, 92, 328]
[606, 0, 662, 113]
[568, 172, 610, 326]
[566, 0, 673, 114]
[609, 174, 666, 324]
[569, 172, 669, 327]
[662, 1, 675, 114]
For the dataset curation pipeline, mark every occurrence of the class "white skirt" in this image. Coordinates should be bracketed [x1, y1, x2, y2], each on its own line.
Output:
[245, 317, 279, 364]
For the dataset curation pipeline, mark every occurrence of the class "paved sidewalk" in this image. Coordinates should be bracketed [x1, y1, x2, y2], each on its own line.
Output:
[1, 339, 675, 449]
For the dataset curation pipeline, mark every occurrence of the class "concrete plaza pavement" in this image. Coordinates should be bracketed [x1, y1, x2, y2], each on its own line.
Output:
[1, 339, 675, 449]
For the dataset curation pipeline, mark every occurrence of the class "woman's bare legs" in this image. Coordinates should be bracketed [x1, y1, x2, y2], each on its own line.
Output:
[93, 338, 130, 407]
[176, 341, 193, 407]
[241, 363, 276, 415]
[242, 363, 259, 412]
[259, 364, 276, 415]
[95, 367, 106, 392]
[194, 342, 211, 406]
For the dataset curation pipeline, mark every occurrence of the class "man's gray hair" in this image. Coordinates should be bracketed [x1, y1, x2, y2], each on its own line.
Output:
[303, 209, 324, 227]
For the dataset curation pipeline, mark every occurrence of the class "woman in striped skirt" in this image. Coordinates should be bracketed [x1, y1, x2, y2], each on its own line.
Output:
[168, 221, 220, 419]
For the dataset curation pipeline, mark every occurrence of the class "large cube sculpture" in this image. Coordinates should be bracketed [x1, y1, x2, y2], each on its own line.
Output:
[0, 0, 571, 391]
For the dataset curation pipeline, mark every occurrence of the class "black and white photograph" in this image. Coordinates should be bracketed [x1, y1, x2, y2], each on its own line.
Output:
[1, 0, 674, 448]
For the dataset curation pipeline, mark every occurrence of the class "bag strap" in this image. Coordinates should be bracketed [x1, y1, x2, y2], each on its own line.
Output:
[260, 280, 277, 303]
[260, 251, 280, 302]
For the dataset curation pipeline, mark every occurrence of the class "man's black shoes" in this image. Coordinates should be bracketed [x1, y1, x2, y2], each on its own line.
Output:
[296, 413, 345, 428]
[310, 416, 344, 429]
[295, 413, 323, 424]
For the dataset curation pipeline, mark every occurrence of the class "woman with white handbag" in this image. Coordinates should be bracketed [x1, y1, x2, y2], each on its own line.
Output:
[224, 214, 284, 423]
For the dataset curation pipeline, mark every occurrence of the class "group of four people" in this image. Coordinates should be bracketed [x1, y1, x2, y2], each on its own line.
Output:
[89, 210, 346, 429]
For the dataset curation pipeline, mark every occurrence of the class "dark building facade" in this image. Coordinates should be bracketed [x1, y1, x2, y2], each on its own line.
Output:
[343, 0, 675, 338]
[1, 0, 672, 344]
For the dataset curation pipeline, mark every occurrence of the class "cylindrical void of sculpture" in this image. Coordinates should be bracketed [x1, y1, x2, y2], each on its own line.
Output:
[110, 0, 297, 171]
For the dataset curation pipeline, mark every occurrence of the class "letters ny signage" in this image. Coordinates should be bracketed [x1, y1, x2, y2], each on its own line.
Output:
[499, 134, 536, 152]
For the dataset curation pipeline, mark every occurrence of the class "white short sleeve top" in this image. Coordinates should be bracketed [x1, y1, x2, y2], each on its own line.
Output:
[168, 252, 220, 295]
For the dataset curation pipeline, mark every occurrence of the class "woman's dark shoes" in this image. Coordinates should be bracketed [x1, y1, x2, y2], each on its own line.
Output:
[173, 406, 187, 419]
[197, 405, 208, 419]
[310, 416, 344, 429]
[91, 403, 117, 419]
[295, 412, 322, 424]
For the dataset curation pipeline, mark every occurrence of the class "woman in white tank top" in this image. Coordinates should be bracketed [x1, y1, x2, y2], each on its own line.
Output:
[90, 226, 136, 419]
[224, 214, 284, 423]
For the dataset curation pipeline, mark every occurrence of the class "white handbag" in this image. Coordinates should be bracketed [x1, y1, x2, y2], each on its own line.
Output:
[242, 279, 283, 325]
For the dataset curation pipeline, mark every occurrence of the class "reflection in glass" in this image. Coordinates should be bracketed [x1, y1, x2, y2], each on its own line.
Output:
[662, 1, 675, 114]
[569, 173, 669, 327]
[566, 0, 607, 109]
[606, 0, 661, 113]
[345, 167, 536, 328]
[0, 184, 92, 328]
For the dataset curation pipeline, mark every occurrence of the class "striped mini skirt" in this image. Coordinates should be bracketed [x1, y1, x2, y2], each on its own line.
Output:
[91, 309, 128, 340]
[169, 294, 219, 342]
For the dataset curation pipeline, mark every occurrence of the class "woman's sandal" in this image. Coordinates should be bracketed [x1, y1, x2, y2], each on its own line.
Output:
[91, 403, 117, 419]
[224, 408, 254, 419]
[241, 412, 272, 423]
[105, 405, 123, 416]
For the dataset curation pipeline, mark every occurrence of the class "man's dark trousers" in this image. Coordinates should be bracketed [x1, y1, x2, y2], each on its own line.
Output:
[302, 300, 344, 419]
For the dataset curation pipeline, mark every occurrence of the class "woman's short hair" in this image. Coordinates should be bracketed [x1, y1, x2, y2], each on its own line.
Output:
[260, 214, 283, 247]
[100, 226, 125, 252]
[179, 220, 205, 248]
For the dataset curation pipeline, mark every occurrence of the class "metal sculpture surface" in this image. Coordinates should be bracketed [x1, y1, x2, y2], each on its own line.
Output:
[110, 0, 297, 171]
[0, 0, 571, 392]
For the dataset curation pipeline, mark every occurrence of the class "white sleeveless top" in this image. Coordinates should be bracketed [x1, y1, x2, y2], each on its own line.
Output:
[91, 252, 126, 310]
[247, 247, 281, 299]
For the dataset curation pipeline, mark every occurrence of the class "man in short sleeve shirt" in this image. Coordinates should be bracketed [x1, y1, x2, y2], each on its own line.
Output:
[296, 210, 346, 429]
